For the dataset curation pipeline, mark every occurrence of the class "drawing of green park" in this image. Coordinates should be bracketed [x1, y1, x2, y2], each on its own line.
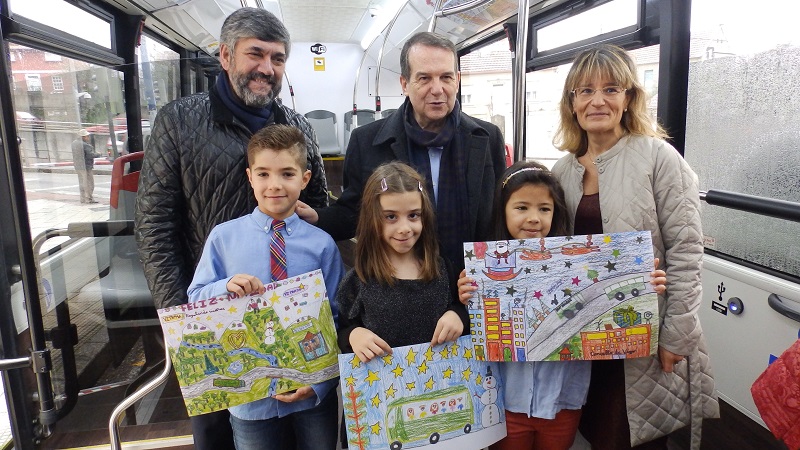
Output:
[157, 269, 340, 416]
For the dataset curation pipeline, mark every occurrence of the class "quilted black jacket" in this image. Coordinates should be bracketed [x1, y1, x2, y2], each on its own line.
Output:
[135, 85, 328, 309]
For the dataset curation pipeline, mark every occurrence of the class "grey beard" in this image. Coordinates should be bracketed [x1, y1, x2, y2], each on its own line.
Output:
[232, 74, 281, 108]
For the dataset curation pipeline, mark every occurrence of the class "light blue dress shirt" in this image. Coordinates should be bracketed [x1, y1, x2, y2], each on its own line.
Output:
[500, 360, 591, 419]
[428, 146, 444, 204]
[188, 208, 345, 420]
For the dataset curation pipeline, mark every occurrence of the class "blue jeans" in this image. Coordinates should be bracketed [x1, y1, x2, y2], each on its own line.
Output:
[229, 390, 338, 450]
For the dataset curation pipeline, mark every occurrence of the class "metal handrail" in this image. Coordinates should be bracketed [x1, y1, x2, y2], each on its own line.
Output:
[700, 189, 800, 223]
[108, 349, 173, 449]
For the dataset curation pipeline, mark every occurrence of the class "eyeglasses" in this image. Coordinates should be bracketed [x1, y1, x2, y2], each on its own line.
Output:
[571, 86, 628, 99]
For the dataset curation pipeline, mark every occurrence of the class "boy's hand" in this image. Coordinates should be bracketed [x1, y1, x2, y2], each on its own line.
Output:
[226, 274, 265, 298]
[274, 386, 315, 403]
[295, 200, 319, 225]
[349, 327, 392, 362]
[457, 269, 478, 305]
[650, 257, 667, 295]
[431, 310, 463, 346]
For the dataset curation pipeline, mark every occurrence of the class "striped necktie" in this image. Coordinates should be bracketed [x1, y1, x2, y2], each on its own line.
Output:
[270, 220, 287, 282]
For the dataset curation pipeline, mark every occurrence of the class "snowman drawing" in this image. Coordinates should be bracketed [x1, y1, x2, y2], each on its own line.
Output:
[264, 321, 276, 345]
[480, 366, 500, 427]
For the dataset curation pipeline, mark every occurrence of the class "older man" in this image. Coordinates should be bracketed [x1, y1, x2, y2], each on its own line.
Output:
[72, 129, 99, 203]
[301, 31, 506, 271]
[134, 8, 328, 450]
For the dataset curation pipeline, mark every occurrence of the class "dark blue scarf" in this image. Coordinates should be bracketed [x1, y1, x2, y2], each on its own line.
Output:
[215, 72, 273, 134]
[402, 98, 470, 272]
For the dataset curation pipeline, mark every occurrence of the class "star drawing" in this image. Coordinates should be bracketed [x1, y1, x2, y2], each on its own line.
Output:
[605, 261, 617, 272]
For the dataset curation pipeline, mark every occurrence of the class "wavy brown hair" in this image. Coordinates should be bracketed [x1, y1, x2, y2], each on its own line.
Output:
[355, 161, 440, 285]
[553, 44, 668, 155]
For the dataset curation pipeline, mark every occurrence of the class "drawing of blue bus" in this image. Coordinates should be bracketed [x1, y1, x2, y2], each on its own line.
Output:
[385, 386, 473, 449]
[604, 276, 646, 301]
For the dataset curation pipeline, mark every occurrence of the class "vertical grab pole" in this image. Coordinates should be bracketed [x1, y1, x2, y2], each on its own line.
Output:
[512, 0, 531, 162]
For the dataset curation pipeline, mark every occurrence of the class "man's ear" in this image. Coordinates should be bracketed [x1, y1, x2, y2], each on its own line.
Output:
[400, 75, 408, 96]
[219, 43, 232, 72]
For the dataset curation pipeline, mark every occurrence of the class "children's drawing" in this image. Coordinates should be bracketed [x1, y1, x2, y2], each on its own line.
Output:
[157, 269, 339, 416]
[339, 336, 506, 450]
[464, 231, 658, 362]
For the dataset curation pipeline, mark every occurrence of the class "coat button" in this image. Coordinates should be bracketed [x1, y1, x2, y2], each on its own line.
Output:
[603, 218, 609, 223]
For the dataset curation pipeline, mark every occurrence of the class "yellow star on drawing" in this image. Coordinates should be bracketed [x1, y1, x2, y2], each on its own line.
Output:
[424, 376, 435, 391]
[315, 277, 322, 285]
[168, 328, 176, 335]
[391, 364, 404, 378]
[365, 370, 380, 386]
[227, 306, 237, 314]
[463, 348, 473, 360]
[370, 422, 382, 435]
[462, 367, 472, 381]
[439, 346, 450, 359]
[314, 291, 321, 298]
[405, 381, 416, 391]
[476, 374, 483, 386]
[371, 393, 381, 407]
[216, 323, 224, 329]
[179, 321, 184, 326]
[405, 348, 417, 366]
[298, 283, 305, 290]
[442, 367, 454, 379]
[603, 235, 612, 244]
[450, 342, 459, 356]
[381, 354, 394, 366]
[423, 346, 434, 362]
[207, 315, 213, 321]
[283, 316, 290, 322]
[269, 292, 280, 305]
[345, 375, 357, 387]
[350, 355, 362, 369]
[417, 361, 428, 374]
[384, 384, 397, 399]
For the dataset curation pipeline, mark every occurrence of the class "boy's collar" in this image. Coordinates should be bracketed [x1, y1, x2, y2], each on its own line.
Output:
[252, 207, 298, 235]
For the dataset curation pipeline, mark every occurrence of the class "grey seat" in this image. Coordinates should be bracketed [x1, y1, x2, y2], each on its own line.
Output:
[343, 109, 375, 150]
[304, 110, 341, 155]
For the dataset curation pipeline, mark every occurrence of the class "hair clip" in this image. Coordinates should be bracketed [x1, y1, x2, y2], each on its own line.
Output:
[381, 178, 388, 192]
[418, 181, 423, 192]
[502, 167, 544, 188]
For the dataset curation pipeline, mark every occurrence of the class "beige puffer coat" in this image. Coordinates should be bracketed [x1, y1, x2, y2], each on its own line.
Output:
[552, 134, 719, 449]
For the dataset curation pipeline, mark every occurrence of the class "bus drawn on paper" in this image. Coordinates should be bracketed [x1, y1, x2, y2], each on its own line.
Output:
[604, 276, 647, 301]
[385, 385, 473, 449]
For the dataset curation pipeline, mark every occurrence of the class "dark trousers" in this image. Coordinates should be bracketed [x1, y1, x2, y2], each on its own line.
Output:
[191, 409, 236, 450]
[579, 359, 669, 450]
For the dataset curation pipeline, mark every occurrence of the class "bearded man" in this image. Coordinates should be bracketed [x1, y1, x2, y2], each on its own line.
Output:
[134, 8, 328, 449]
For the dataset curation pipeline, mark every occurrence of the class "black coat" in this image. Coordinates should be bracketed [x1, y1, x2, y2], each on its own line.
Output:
[135, 84, 328, 309]
[316, 101, 506, 247]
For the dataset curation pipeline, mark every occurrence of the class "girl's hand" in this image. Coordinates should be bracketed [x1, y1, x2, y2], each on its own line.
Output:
[431, 311, 464, 346]
[349, 327, 392, 362]
[650, 257, 667, 295]
[457, 269, 478, 305]
[274, 386, 314, 403]
[295, 200, 319, 225]
[226, 274, 265, 298]
[658, 346, 685, 373]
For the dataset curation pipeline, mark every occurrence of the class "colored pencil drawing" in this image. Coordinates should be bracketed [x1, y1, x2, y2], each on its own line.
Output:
[157, 269, 339, 416]
[464, 231, 659, 362]
[339, 336, 507, 450]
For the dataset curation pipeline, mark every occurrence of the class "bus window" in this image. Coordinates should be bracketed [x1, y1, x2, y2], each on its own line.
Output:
[460, 40, 514, 156]
[137, 34, 180, 125]
[684, 0, 800, 276]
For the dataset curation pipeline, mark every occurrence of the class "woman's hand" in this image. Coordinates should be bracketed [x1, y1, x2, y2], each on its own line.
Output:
[226, 274, 265, 297]
[457, 269, 478, 305]
[274, 386, 315, 403]
[431, 311, 463, 346]
[349, 327, 392, 362]
[650, 257, 667, 295]
[658, 346, 685, 373]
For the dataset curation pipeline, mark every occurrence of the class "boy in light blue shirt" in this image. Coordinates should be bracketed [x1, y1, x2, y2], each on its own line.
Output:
[188, 124, 344, 450]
